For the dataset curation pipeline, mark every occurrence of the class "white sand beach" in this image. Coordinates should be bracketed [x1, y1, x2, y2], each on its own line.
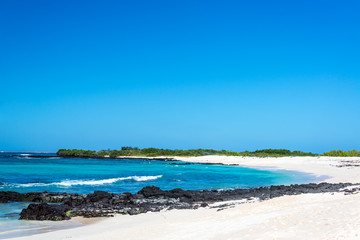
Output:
[9, 156, 360, 240]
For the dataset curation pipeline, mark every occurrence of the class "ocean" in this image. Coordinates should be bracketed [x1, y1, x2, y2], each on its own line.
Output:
[0, 152, 322, 238]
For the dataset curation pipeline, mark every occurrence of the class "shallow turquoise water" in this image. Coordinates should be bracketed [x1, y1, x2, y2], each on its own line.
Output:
[0, 153, 318, 194]
[0, 152, 322, 239]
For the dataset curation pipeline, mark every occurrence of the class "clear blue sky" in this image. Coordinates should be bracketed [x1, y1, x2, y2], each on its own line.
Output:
[1, 0, 359, 153]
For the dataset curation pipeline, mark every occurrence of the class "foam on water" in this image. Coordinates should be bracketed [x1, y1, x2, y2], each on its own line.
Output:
[3, 175, 163, 188]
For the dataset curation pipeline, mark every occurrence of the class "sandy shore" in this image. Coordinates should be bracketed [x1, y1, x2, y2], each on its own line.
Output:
[174, 156, 360, 183]
[9, 156, 360, 240]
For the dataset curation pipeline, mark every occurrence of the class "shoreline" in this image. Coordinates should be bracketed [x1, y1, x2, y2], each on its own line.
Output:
[173, 155, 360, 183]
[6, 156, 360, 240]
[13, 153, 360, 181]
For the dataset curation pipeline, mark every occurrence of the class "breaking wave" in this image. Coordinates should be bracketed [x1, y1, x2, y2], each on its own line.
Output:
[4, 175, 163, 188]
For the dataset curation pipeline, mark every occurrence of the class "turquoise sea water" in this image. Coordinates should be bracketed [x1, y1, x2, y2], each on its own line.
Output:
[0, 152, 323, 239]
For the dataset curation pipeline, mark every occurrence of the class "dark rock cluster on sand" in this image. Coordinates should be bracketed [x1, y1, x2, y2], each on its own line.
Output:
[0, 182, 357, 221]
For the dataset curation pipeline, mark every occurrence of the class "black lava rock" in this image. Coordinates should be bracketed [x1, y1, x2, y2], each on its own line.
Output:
[137, 186, 165, 197]
[3, 182, 356, 221]
[19, 203, 71, 221]
[0, 191, 22, 203]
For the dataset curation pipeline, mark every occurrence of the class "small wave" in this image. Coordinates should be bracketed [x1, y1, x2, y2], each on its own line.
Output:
[170, 179, 182, 182]
[131, 176, 163, 181]
[7, 175, 163, 188]
[19, 154, 31, 156]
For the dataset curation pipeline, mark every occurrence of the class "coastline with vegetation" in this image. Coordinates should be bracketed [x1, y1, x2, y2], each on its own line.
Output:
[7, 152, 360, 240]
[3, 148, 360, 240]
[56, 147, 360, 158]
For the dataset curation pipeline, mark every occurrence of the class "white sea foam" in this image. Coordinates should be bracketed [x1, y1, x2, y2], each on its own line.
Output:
[131, 175, 163, 181]
[7, 175, 163, 188]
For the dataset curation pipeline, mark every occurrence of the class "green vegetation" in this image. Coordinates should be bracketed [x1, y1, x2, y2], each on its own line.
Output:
[57, 149, 97, 157]
[243, 149, 318, 157]
[56, 147, 318, 158]
[322, 150, 360, 157]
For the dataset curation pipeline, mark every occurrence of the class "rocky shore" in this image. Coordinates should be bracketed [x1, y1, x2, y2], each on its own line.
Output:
[1, 182, 358, 221]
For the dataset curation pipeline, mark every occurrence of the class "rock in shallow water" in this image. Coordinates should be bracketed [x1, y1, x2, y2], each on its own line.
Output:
[19, 203, 71, 221]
